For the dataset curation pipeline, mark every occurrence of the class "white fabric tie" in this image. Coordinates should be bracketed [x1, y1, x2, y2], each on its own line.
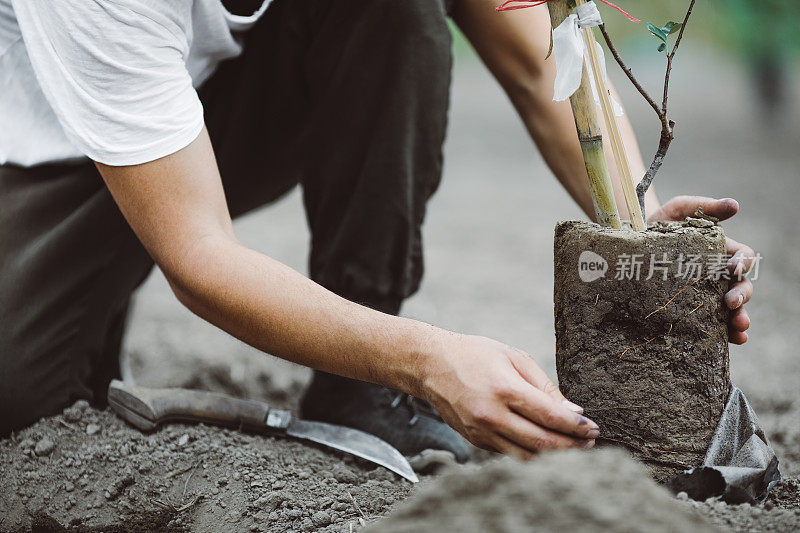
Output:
[552, 1, 623, 116]
[575, 1, 603, 28]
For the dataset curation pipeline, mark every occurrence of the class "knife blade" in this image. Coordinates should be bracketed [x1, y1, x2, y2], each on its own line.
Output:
[107, 379, 418, 483]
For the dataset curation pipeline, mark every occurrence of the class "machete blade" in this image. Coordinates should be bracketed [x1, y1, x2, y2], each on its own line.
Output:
[286, 418, 418, 483]
[106, 380, 418, 483]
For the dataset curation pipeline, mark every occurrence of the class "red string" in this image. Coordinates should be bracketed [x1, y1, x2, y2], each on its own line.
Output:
[595, 0, 640, 23]
[496, 0, 555, 11]
[496, 0, 640, 23]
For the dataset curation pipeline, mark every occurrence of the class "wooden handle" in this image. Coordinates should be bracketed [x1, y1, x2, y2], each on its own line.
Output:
[107, 379, 271, 433]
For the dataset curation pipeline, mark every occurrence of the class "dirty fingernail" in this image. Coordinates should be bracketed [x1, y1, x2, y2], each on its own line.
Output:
[587, 429, 600, 439]
[562, 400, 584, 413]
[578, 415, 599, 430]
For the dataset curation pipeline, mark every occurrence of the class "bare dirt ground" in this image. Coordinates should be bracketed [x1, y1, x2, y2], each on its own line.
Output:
[1, 402, 411, 532]
[2, 40, 799, 532]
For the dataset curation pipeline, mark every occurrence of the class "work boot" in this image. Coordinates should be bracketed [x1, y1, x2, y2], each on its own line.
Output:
[299, 371, 471, 470]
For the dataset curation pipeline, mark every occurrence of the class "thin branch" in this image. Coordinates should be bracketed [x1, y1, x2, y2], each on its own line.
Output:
[663, 54, 673, 114]
[598, 25, 663, 121]
[636, 125, 673, 214]
[663, 0, 696, 115]
[598, 0, 696, 215]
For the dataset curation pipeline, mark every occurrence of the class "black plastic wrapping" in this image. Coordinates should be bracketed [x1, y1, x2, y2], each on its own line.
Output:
[668, 386, 781, 504]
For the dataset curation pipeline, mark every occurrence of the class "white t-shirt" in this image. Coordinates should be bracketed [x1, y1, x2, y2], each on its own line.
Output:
[0, 0, 271, 167]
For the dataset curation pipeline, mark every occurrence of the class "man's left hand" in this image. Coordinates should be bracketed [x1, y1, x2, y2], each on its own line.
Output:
[648, 196, 754, 345]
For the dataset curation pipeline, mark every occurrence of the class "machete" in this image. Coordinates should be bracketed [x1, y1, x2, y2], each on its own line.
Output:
[107, 380, 418, 483]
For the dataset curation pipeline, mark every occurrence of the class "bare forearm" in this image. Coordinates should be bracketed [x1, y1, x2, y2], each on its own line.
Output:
[509, 74, 600, 218]
[97, 130, 438, 398]
[168, 235, 437, 397]
[511, 71, 661, 219]
[455, 1, 660, 220]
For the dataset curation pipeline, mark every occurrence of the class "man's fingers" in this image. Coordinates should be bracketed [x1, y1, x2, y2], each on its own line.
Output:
[497, 412, 595, 454]
[701, 197, 739, 221]
[562, 399, 585, 414]
[506, 385, 599, 439]
[729, 329, 749, 345]
[725, 278, 753, 310]
[663, 196, 739, 222]
[726, 237, 756, 277]
[507, 347, 581, 411]
[730, 307, 750, 333]
[490, 434, 536, 461]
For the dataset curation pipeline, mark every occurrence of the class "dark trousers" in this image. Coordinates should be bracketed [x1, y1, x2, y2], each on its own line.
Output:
[0, 0, 453, 435]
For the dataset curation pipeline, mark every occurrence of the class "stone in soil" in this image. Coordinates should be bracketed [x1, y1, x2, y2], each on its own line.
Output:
[34, 438, 56, 457]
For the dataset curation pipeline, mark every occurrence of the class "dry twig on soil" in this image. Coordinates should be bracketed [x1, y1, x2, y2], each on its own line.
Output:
[348, 490, 366, 519]
[181, 458, 203, 505]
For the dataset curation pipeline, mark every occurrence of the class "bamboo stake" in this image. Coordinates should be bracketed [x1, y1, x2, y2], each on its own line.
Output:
[546, 1, 621, 230]
[575, 0, 647, 231]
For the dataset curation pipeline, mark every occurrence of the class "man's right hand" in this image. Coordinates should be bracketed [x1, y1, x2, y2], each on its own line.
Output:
[419, 333, 598, 460]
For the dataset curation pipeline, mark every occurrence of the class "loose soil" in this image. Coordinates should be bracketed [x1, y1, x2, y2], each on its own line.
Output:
[370, 448, 718, 532]
[554, 219, 731, 480]
[0, 401, 411, 532]
[2, 401, 798, 532]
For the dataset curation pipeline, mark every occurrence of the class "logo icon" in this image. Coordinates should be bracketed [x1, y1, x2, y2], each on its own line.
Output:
[578, 251, 608, 282]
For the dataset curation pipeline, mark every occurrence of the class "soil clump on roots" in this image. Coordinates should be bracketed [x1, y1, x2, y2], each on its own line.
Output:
[554, 220, 730, 480]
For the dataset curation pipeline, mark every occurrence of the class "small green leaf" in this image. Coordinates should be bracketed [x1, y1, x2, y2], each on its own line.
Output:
[662, 21, 682, 35]
[658, 43, 667, 52]
[647, 22, 668, 43]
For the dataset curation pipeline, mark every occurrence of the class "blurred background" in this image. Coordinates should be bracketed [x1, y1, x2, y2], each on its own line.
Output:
[592, 0, 800, 122]
[124, 1, 800, 472]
